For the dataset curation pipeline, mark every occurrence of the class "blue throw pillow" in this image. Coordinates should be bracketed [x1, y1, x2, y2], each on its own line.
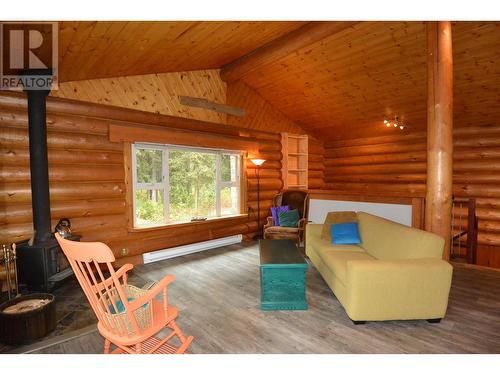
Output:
[109, 297, 134, 314]
[109, 297, 148, 314]
[331, 222, 361, 244]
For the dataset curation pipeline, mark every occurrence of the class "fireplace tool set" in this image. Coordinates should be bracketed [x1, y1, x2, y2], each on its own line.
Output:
[1, 244, 19, 301]
[0, 242, 57, 345]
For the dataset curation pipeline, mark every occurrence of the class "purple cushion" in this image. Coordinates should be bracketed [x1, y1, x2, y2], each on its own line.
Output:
[271, 205, 289, 226]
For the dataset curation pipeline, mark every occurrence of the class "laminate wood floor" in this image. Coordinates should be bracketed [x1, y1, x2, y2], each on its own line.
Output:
[22, 241, 500, 354]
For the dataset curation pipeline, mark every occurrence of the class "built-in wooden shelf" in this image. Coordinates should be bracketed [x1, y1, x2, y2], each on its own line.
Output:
[281, 133, 308, 190]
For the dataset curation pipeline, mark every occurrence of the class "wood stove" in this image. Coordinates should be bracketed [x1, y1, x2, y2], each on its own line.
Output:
[15, 69, 76, 292]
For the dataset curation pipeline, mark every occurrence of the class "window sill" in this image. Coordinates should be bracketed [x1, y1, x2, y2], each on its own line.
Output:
[128, 213, 249, 233]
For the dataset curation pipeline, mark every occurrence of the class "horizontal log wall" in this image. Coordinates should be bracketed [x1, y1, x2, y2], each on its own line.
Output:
[53, 71, 311, 235]
[308, 138, 325, 189]
[323, 126, 500, 268]
[0, 91, 292, 263]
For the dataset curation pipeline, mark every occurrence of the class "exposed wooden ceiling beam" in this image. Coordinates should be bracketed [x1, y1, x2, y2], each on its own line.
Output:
[179, 96, 245, 117]
[220, 21, 359, 83]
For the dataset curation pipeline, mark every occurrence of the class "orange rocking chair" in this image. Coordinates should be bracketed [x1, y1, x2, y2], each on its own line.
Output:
[55, 233, 193, 354]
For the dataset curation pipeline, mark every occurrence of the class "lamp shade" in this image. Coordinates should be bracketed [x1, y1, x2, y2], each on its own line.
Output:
[250, 158, 266, 166]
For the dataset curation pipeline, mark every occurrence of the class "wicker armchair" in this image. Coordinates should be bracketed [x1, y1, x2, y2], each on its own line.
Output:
[263, 190, 309, 245]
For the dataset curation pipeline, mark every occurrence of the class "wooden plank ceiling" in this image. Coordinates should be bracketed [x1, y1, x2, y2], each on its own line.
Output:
[58, 21, 307, 82]
[238, 21, 500, 141]
[58, 21, 499, 141]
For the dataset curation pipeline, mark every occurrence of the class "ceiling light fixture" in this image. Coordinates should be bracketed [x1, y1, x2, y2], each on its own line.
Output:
[384, 116, 406, 131]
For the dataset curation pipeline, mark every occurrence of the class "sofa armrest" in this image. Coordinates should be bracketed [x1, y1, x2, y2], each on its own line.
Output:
[305, 224, 322, 238]
[305, 224, 323, 257]
[345, 258, 453, 321]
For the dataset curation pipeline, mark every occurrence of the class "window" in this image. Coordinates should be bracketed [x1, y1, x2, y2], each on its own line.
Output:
[132, 143, 241, 228]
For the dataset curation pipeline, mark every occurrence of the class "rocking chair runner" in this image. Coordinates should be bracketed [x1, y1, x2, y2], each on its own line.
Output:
[55, 234, 193, 354]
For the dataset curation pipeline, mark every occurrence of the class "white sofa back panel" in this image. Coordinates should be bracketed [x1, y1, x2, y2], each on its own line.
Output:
[309, 199, 412, 226]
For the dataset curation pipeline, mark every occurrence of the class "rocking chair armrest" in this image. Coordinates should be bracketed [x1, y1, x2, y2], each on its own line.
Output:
[93, 263, 134, 292]
[115, 263, 134, 279]
[129, 274, 176, 311]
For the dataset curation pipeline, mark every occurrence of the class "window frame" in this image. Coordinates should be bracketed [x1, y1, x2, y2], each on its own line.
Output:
[131, 142, 243, 229]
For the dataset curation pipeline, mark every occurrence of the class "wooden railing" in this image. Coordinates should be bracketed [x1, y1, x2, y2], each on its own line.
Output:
[451, 198, 478, 264]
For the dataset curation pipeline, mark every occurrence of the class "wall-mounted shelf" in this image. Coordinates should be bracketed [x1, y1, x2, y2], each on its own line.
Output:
[281, 133, 308, 190]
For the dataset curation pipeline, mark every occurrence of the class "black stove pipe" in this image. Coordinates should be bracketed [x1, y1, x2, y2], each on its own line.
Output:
[23, 69, 53, 245]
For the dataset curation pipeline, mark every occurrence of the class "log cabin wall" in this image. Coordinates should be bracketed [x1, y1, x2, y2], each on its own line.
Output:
[52, 71, 318, 178]
[323, 127, 500, 268]
[0, 70, 313, 264]
[52, 70, 320, 231]
[0, 93, 283, 263]
[308, 138, 325, 190]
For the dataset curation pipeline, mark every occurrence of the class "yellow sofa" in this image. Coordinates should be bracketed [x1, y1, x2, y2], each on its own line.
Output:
[306, 211, 453, 323]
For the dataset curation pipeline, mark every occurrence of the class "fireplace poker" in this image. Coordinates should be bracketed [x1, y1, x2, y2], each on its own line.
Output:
[3, 245, 12, 300]
[12, 244, 19, 297]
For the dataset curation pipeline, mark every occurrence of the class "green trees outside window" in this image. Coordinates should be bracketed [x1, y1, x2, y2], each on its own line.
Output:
[169, 150, 216, 222]
[133, 144, 241, 227]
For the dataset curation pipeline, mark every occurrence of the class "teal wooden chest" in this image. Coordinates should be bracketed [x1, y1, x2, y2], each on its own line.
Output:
[259, 239, 308, 310]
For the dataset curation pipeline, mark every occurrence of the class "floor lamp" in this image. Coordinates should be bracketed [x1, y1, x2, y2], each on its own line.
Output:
[250, 158, 266, 240]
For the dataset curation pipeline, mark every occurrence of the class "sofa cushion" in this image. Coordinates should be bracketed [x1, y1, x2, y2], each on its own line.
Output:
[320, 251, 375, 285]
[357, 212, 445, 260]
[321, 211, 357, 241]
[318, 244, 366, 257]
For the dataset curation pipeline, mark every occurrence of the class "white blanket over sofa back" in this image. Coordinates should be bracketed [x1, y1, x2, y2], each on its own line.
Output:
[309, 199, 412, 226]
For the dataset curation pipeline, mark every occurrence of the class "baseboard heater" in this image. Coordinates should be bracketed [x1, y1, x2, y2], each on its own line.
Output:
[142, 234, 243, 264]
